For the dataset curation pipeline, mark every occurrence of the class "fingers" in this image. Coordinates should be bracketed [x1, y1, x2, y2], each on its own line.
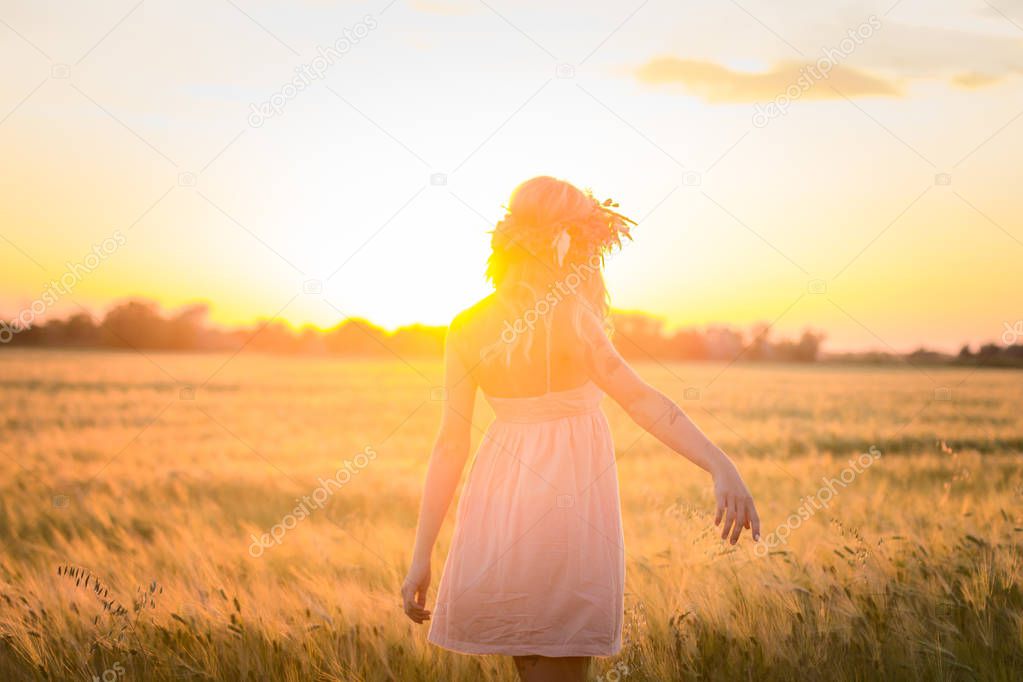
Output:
[729, 501, 744, 544]
[714, 484, 760, 545]
[407, 604, 431, 623]
[720, 496, 737, 541]
[748, 500, 761, 542]
[722, 497, 760, 545]
[405, 603, 430, 623]
[401, 582, 431, 624]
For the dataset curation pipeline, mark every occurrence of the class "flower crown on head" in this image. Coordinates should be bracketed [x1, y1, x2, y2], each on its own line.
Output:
[490, 191, 636, 268]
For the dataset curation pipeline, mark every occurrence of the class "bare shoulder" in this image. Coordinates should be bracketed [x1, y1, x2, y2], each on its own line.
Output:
[449, 295, 495, 336]
[568, 302, 612, 347]
[446, 295, 497, 359]
[571, 306, 632, 380]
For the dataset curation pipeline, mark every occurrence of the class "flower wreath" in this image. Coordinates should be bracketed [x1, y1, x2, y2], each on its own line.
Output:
[490, 192, 636, 268]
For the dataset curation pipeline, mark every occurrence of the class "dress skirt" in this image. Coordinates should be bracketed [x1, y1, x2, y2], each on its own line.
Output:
[428, 383, 625, 657]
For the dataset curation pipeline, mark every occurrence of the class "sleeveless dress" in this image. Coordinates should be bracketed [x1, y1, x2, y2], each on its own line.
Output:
[427, 371, 626, 657]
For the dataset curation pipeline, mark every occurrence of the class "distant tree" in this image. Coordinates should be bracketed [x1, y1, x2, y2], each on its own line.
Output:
[20, 296, 1023, 368]
[325, 318, 388, 355]
[391, 324, 445, 357]
[978, 343, 1001, 358]
[669, 329, 706, 360]
[746, 323, 771, 361]
[63, 313, 100, 346]
[101, 300, 165, 349]
[909, 347, 946, 363]
[612, 312, 668, 359]
[246, 321, 301, 354]
[704, 326, 744, 361]
[166, 304, 209, 350]
[795, 330, 824, 362]
[297, 327, 327, 355]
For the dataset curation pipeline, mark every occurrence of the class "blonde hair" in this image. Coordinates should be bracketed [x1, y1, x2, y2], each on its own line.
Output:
[482, 176, 634, 363]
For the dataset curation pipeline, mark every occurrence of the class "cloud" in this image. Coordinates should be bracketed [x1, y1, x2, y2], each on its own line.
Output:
[628, 6, 1023, 98]
[634, 58, 902, 103]
[951, 72, 1006, 89]
[859, 21, 1023, 84]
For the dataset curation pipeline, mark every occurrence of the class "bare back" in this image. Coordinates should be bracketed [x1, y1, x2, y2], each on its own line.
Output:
[450, 295, 591, 399]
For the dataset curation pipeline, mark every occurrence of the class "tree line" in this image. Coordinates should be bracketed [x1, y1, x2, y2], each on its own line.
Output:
[2, 299, 1019, 367]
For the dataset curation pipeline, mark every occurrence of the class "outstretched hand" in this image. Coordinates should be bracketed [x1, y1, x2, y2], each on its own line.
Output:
[401, 561, 431, 624]
[713, 465, 760, 545]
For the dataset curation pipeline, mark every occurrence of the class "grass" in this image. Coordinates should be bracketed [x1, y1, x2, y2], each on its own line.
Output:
[0, 349, 1020, 680]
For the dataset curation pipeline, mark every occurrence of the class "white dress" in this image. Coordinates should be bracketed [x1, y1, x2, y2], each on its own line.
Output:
[428, 379, 625, 656]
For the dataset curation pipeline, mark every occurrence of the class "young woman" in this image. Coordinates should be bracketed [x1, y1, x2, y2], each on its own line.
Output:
[402, 177, 760, 682]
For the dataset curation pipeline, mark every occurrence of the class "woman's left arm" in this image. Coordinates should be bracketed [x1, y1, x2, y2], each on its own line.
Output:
[401, 324, 477, 624]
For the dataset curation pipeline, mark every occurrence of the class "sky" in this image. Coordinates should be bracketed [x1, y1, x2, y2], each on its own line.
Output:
[1, 0, 1021, 352]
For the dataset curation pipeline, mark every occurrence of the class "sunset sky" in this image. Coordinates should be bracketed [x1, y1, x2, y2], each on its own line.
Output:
[1, 0, 1021, 352]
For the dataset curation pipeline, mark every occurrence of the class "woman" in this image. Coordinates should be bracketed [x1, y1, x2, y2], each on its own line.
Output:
[402, 177, 760, 681]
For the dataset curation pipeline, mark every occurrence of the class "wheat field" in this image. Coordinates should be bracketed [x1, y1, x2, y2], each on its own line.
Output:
[0, 349, 1020, 681]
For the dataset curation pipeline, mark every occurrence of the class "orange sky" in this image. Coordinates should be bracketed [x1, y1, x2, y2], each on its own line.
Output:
[1, 0, 1021, 352]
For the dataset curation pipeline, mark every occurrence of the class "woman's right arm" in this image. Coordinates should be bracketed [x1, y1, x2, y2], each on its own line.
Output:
[401, 321, 476, 624]
[579, 312, 760, 545]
